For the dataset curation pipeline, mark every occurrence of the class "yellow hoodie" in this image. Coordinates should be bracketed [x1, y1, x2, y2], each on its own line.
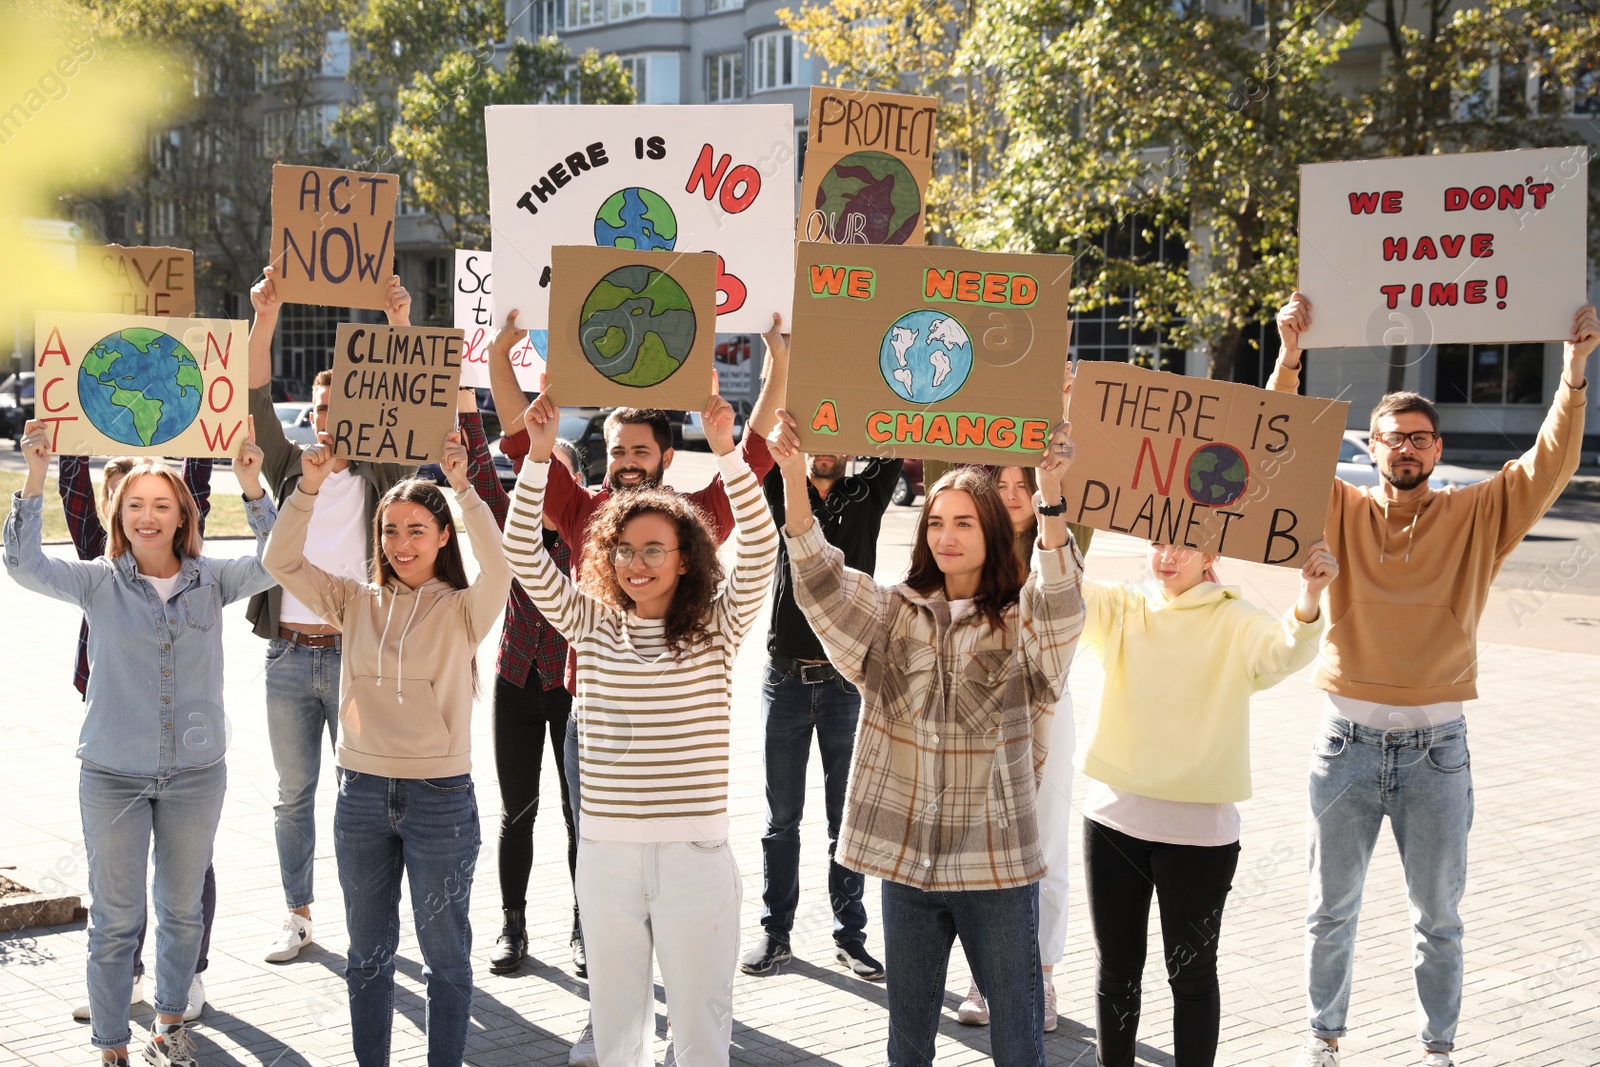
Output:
[1078, 579, 1325, 803]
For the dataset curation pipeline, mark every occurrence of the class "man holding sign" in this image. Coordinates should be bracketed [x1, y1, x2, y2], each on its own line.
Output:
[1274, 292, 1597, 1067]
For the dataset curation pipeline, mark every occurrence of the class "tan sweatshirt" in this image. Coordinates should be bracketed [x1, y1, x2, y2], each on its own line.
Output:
[264, 485, 513, 777]
[1268, 363, 1587, 704]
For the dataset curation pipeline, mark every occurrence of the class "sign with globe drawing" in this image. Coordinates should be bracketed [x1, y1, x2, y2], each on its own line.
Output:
[1062, 360, 1347, 568]
[787, 242, 1074, 466]
[485, 104, 795, 332]
[799, 87, 937, 247]
[545, 246, 718, 411]
[32, 312, 250, 458]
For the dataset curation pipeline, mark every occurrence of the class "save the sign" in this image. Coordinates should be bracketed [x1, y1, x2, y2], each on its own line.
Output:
[485, 105, 796, 332]
[1061, 361, 1347, 568]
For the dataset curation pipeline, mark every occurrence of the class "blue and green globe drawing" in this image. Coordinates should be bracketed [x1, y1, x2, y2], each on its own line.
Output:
[817, 151, 923, 245]
[579, 265, 696, 388]
[78, 327, 203, 447]
[1186, 444, 1249, 506]
[879, 310, 972, 404]
[594, 188, 678, 251]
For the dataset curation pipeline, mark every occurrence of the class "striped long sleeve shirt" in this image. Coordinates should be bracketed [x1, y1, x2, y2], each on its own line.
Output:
[504, 451, 779, 843]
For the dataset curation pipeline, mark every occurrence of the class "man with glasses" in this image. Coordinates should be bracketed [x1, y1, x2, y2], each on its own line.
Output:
[1271, 292, 1597, 1067]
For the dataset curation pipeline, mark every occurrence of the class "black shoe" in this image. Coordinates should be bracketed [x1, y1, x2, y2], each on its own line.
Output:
[738, 933, 792, 975]
[570, 934, 587, 978]
[834, 939, 885, 981]
[489, 908, 527, 974]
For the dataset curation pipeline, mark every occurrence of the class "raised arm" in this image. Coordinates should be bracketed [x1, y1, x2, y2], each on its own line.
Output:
[248, 266, 279, 392]
[746, 313, 789, 441]
[5, 422, 105, 608]
[261, 439, 358, 625]
[459, 388, 509, 528]
[503, 461, 598, 642]
[57, 454, 107, 560]
[210, 416, 278, 603]
[487, 310, 530, 439]
[438, 427, 513, 641]
[1268, 291, 1310, 394]
[702, 394, 779, 645]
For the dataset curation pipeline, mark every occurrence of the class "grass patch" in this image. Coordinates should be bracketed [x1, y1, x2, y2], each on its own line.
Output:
[0, 469, 257, 544]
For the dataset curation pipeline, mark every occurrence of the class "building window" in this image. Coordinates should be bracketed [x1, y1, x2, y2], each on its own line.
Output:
[259, 105, 340, 157]
[1245, 0, 1266, 29]
[610, 0, 646, 19]
[707, 0, 743, 11]
[1069, 217, 1187, 374]
[322, 31, 350, 77]
[750, 31, 799, 93]
[617, 53, 680, 104]
[275, 305, 362, 387]
[566, 0, 605, 28]
[149, 198, 180, 238]
[706, 53, 744, 102]
[1436, 342, 1544, 405]
[1570, 65, 1600, 116]
[532, 0, 563, 36]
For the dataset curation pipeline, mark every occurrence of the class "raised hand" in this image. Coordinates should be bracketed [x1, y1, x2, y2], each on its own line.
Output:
[1565, 304, 1598, 385]
[703, 369, 736, 457]
[1276, 291, 1311, 365]
[1036, 419, 1075, 497]
[1301, 539, 1339, 597]
[520, 374, 559, 464]
[766, 409, 807, 478]
[19, 419, 50, 496]
[298, 431, 335, 495]
[491, 309, 529, 358]
[384, 274, 413, 326]
[236, 415, 266, 500]
[250, 266, 280, 319]
[440, 427, 469, 490]
[762, 312, 790, 367]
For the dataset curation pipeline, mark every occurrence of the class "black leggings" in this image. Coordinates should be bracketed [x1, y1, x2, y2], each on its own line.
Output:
[1083, 818, 1240, 1067]
[492, 673, 576, 913]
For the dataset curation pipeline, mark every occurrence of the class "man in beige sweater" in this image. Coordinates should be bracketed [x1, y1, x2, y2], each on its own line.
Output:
[1273, 293, 1597, 1067]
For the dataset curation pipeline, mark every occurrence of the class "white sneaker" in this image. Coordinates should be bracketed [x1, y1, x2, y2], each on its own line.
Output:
[568, 1018, 598, 1067]
[182, 974, 205, 1022]
[140, 1020, 198, 1067]
[1042, 978, 1057, 1033]
[1291, 1037, 1339, 1067]
[72, 976, 144, 1021]
[956, 981, 989, 1026]
[1422, 1054, 1453, 1067]
[263, 913, 313, 963]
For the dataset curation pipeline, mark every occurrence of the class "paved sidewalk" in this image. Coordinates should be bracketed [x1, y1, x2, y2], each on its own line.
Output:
[2, 510, 1597, 1066]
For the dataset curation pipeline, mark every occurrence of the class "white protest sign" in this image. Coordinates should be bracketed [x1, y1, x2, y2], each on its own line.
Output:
[1298, 146, 1588, 349]
[454, 249, 544, 390]
[485, 105, 796, 332]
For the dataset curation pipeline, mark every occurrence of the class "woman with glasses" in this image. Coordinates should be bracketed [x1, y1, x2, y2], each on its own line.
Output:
[504, 386, 777, 1067]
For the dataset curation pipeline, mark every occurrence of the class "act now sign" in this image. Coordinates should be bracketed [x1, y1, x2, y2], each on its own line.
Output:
[32, 312, 250, 458]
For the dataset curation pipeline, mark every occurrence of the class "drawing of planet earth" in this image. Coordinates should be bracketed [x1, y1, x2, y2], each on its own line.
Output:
[816, 151, 923, 245]
[1186, 443, 1249, 506]
[878, 310, 972, 404]
[78, 327, 203, 447]
[594, 188, 678, 251]
[579, 265, 696, 388]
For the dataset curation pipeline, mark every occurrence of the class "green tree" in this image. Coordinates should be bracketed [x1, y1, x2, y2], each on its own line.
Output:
[390, 38, 635, 251]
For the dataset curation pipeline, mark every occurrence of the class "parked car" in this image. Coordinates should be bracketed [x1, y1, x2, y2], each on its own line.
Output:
[891, 458, 924, 506]
[274, 402, 318, 447]
[1338, 430, 1492, 490]
[0, 372, 35, 447]
[558, 407, 609, 484]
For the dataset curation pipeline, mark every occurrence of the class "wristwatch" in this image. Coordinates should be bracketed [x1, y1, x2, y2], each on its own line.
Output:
[1033, 491, 1068, 517]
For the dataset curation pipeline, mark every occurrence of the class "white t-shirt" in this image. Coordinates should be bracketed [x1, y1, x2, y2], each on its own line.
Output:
[1083, 781, 1241, 847]
[1327, 694, 1465, 731]
[140, 571, 184, 604]
[280, 467, 370, 626]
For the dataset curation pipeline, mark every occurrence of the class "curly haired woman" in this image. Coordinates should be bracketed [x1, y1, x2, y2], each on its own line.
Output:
[504, 386, 778, 1067]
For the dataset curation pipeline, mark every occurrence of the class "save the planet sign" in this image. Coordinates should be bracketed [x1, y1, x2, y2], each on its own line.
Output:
[545, 245, 718, 412]
[1061, 361, 1348, 568]
[798, 87, 937, 246]
[787, 242, 1074, 466]
[31, 311, 250, 458]
[484, 104, 795, 333]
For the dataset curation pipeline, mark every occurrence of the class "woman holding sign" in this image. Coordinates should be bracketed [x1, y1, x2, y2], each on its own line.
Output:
[5, 419, 275, 1067]
[1075, 539, 1336, 1067]
[767, 411, 1084, 1067]
[504, 384, 778, 1067]
[262, 431, 512, 1067]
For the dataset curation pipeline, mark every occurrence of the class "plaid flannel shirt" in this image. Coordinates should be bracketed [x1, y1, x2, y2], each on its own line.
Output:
[460, 411, 569, 690]
[58, 454, 213, 696]
[784, 523, 1085, 892]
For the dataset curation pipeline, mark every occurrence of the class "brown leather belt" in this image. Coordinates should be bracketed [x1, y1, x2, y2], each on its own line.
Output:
[279, 626, 341, 649]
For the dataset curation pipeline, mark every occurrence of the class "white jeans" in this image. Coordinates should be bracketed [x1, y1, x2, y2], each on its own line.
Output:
[576, 838, 742, 1067]
[1034, 690, 1076, 967]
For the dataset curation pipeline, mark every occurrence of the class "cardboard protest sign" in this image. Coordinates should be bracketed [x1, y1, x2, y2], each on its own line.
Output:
[454, 249, 545, 391]
[80, 245, 195, 317]
[545, 246, 718, 411]
[269, 164, 398, 310]
[326, 324, 464, 462]
[32, 312, 249, 457]
[1298, 146, 1588, 349]
[799, 87, 937, 247]
[485, 105, 795, 332]
[787, 242, 1073, 464]
[1061, 361, 1347, 567]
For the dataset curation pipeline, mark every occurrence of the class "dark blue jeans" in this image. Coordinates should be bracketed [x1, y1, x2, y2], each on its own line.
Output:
[758, 663, 867, 944]
[335, 770, 480, 1067]
[882, 879, 1044, 1067]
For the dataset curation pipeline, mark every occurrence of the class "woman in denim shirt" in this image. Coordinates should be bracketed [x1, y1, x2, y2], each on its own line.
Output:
[4, 419, 276, 1067]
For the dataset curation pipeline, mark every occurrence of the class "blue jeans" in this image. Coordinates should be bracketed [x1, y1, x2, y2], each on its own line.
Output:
[335, 770, 481, 1067]
[758, 663, 867, 944]
[1305, 715, 1473, 1053]
[265, 638, 341, 909]
[80, 760, 226, 1050]
[881, 879, 1044, 1067]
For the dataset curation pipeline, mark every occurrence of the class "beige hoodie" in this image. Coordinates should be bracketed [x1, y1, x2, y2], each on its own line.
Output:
[264, 485, 513, 777]
[1269, 363, 1587, 704]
